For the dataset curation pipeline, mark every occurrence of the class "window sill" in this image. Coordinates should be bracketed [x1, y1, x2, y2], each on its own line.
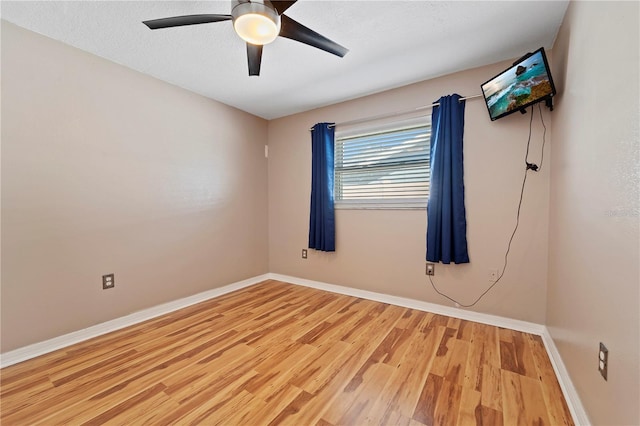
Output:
[335, 204, 426, 211]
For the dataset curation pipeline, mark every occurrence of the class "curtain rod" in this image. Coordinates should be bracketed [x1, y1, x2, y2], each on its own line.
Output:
[309, 94, 483, 131]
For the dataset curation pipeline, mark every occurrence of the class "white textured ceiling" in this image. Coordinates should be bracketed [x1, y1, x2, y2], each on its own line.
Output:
[1, 1, 569, 119]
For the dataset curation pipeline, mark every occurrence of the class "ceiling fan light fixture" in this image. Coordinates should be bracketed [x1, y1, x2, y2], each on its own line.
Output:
[232, 1, 281, 45]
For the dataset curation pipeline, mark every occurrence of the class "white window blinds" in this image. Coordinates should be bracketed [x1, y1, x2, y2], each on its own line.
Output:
[335, 119, 431, 209]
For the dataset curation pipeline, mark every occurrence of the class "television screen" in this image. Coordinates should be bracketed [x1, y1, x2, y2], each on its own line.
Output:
[481, 47, 556, 121]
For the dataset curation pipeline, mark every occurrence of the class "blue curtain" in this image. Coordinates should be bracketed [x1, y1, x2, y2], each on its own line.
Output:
[309, 123, 336, 251]
[426, 94, 469, 264]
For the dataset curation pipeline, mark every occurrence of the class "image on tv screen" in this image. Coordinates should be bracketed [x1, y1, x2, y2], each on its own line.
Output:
[481, 49, 555, 120]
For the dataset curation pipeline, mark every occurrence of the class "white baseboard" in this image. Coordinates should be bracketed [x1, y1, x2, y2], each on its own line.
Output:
[267, 273, 545, 335]
[540, 328, 591, 425]
[0, 274, 270, 368]
[268, 272, 590, 425]
[0, 271, 589, 425]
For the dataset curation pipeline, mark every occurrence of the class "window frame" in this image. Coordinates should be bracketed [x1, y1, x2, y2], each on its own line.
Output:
[334, 116, 431, 210]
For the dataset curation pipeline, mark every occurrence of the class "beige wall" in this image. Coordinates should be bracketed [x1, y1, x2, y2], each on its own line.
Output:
[548, 2, 639, 425]
[268, 60, 552, 323]
[1, 22, 269, 352]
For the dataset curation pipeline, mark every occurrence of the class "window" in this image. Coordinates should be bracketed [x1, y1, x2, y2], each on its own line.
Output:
[334, 118, 431, 209]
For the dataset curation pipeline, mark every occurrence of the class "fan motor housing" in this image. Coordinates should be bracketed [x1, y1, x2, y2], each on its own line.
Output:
[231, 0, 280, 24]
[231, 0, 281, 45]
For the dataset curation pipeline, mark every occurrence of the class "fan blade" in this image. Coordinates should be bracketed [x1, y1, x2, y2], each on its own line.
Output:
[279, 15, 348, 57]
[143, 14, 231, 30]
[247, 43, 263, 76]
[270, 1, 297, 15]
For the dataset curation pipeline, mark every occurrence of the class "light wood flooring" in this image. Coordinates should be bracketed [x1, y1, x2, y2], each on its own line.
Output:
[0, 280, 573, 425]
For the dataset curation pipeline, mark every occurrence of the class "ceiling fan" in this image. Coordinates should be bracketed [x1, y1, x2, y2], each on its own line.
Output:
[143, 0, 348, 76]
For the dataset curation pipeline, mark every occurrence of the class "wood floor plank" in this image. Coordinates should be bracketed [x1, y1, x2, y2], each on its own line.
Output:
[476, 405, 504, 426]
[526, 334, 574, 425]
[432, 379, 463, 426]
[157, 368, 259, 425]
[480, 362, 503, 412]
[196, 389, 257, 425]
[498, 327, 514, 343]
[235, 383, 303, 426]
[295, 298, 379, 347]
[161, 342, 255, 402]
[311, 307, 404, 396]
[393, 325, 447, 419]
[266, 389, 317, 426]
[394, 308, 426, 330]
[463, 322, 485, 391]
[371, 326, 412, 367]
[499, 328, 539, 378]
[34, 335, 252, 424]
[456, 386, 481, 426]
[325, 361, 395, 425]
[511, 329, 538, 379]
[447, 316, 462, 330]
[444, 339, 470, 386]
[429, 326, 458, 377]
[102, 391, 179, 426]
[379, 409, 423, 426]
[1, 298, 219, 381]
[81, 382, 169, 426]
[501, 369, 551, 426]
[412, 373, 443, 425]
[251, 349, 318, 402]
[279, 307, 406, 425]
[288, 339, 351, 393]
[456, 319, 474, 342]
[426, 313, 450, 329]
[0, 280, 574, 426]
[366, 323, 446, 423]
[500, 340, 520, 374]
[483, 323, 502, 369]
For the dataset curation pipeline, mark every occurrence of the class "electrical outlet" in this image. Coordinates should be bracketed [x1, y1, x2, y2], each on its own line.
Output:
[102, 273, 115, 290]
[302, 249, 308, 259]
[489, 268, 499, 283]
[598, 342, 608, 380]
[426, 263, 435, 276]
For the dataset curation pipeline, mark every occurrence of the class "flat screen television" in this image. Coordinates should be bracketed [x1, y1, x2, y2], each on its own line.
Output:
[481, 47, 556, 121]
